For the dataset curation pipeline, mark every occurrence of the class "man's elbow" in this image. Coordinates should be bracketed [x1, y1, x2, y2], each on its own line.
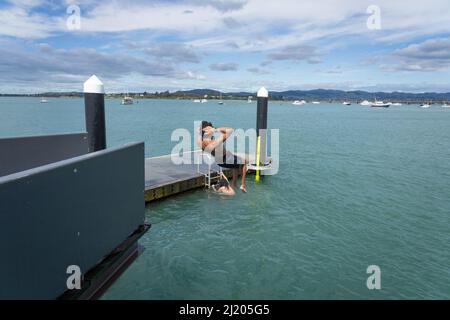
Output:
[225, 128, 234, 135]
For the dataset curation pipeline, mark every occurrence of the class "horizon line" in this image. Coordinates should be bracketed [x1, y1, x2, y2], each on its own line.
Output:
[2, 88, 450, 95]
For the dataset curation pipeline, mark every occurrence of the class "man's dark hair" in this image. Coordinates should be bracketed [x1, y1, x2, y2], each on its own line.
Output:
[201, 121, 213, 139]
[201, 120, 213, 130]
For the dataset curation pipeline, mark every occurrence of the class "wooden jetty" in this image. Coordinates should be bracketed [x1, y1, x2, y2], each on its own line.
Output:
[144, 150, 233, 202]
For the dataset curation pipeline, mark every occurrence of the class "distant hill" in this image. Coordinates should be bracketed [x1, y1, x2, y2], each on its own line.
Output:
[171, 89, 450, 102]
[0, 92, 83, 97]
[173, 89, 222, 96]
[269, 89, 450, 102]
[2, 89, 450, 102]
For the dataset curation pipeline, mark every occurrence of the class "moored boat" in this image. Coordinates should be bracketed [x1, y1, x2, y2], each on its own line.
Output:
[360, 100, 370, 106]
[121, 96, 133, 105]
[371, 101, 390, 108]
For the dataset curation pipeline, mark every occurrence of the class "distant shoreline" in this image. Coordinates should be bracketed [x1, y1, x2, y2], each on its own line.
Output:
[1, 88, 450, 104]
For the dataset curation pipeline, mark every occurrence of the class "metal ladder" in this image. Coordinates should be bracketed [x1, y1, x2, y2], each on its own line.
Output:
[195, 151, 222, 188]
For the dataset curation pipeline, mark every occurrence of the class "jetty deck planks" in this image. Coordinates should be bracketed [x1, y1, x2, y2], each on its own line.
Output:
[144, 153, 231, 202]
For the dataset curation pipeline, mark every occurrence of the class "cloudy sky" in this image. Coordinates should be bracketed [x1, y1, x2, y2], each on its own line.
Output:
[1, 0, 450, 93]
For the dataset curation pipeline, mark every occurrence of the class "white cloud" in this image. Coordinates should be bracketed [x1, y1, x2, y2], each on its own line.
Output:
[0, 6, 59, 38]
[381, 38, 450, 72]
[209, 62, 239, 71]
[268, 45, 322, 64]
[247, 67, 269, 74]
[2, 0, 450, 47]
[145, 42, 201, 63]
[1, 0, 450, 92]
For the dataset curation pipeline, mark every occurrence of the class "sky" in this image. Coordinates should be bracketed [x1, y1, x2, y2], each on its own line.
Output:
[0, 0, 450, 93]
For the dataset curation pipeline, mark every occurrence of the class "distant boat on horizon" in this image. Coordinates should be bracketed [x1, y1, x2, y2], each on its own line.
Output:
[40, 98, 48, 103]
[342, 102, 351, 106]
[371, 101, 391, 108]
[391, 102, 402, 106]
[420, 103, 431, 108]
[360, 100, 370, 106]
[312, 101, 320, 104]
[441, 104, 450, 108]
[293, 100, 306, 105]
[121, 96, 133, 105]
[247, 96, 253, 103]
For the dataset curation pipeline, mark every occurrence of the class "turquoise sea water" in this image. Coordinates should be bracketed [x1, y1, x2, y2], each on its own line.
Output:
[1, 97, 450, 299]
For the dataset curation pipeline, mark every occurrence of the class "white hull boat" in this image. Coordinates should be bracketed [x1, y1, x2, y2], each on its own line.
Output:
[121, 97, 133, 105]
[371, 101, 390, 108]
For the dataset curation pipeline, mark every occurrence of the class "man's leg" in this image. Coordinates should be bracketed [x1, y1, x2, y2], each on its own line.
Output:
[231, 169, 238, 187]
[240, 164, 247, 193]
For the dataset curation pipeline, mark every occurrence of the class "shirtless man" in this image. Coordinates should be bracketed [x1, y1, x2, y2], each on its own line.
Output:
[199, 121, 247, 193]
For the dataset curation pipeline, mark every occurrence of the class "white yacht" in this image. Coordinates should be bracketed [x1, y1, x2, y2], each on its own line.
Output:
[218, 92, 224, 105]
[391, 103, 402, 106]
[40, 99, 48, 103]
[201, 99, 208, 103]
[371, 101, 390, 108]
[121, 96, 133, 105]
[360, 100, 371, 106]
[312, 101, 320, 104]
[292, 100, 306, 105]
[193, 99, 201, 103]
[247, 96, 253, 103]
[420, 103, 431, 108]
[441, 104, 450, 108]
[342, 102, 351, 106]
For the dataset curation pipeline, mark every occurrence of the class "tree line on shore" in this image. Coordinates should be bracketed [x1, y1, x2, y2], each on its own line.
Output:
[2, 88, 450, 104]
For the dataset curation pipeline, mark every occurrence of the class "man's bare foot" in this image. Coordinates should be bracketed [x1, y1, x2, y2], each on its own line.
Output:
[240, 186, 247, 193]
